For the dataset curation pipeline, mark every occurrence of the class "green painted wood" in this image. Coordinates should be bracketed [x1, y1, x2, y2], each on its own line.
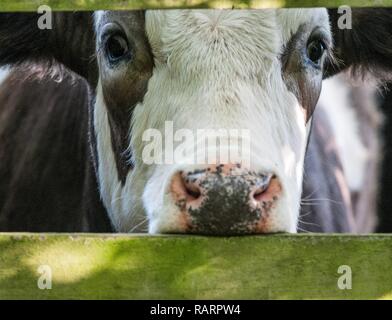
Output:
[0, 0, 391, 11]
[0, 233, 391, 299]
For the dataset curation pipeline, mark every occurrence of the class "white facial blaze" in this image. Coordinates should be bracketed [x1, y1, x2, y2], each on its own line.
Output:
[93, 9, 331, 233]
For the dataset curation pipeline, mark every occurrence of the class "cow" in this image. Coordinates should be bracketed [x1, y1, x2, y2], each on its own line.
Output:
[302, 74, 382, 233]
[0, 9, 391, 234]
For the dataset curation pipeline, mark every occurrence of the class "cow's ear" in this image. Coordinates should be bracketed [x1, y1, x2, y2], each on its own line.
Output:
[324, 8, 392, 79]
[0, 12, 97, 84]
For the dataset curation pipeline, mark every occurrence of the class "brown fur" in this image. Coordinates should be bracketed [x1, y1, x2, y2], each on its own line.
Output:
[326, 8, 392, 80]
[0, 66, 112, 232]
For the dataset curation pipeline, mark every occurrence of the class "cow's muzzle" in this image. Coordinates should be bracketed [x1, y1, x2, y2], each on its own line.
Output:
[170, 164, 282, 235]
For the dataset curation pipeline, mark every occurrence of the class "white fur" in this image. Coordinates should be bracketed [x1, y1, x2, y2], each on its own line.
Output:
[318, 76, 368, 191]
[93, 9, 331, 233]
[0, 66, 10, 86]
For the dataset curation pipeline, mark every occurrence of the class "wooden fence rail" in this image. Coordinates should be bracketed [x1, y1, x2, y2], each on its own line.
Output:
[0, 233, 391, 299]
[0, 0, 392, 11]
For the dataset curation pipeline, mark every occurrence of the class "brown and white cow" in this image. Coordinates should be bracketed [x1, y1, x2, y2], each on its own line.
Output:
[0, 9, 391, 234]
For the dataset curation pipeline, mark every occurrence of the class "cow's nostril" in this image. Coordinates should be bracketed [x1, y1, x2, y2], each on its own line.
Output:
[253, 187, 267, 201]
[252, 174, 273, 201]
[170, 171, 203, 206]
[184, 179, 201, 200]
[252, 174, 281, 203]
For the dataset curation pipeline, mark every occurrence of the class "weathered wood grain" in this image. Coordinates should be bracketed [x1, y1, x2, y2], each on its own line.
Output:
[0, 0, 392, 11]
[0, 233, 391, 299]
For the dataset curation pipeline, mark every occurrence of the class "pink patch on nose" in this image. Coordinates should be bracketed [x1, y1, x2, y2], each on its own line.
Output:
[249, 176, 282, 210]
[170, 171, 205, 211]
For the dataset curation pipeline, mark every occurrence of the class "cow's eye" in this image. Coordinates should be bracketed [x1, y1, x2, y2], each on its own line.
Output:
[105, 34, 130, 63]
[306, 40, 326, 66]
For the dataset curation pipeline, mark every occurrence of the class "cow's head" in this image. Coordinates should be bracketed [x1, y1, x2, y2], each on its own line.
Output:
[0, 8, 391, 234]
[93, 9, 332, 234]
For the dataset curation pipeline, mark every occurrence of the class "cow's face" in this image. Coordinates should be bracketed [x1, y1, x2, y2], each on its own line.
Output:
[93, 9, 332, 234]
